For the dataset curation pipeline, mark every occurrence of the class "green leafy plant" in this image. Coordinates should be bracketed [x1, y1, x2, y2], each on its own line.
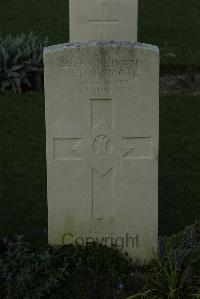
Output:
[0, 237, 144, 298]
[0, 32, 48, 94]
[0, 222, 200, 298]
[127, 221, 200, 299]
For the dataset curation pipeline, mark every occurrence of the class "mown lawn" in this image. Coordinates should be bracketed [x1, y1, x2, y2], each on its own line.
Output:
[0, 94, 200, 244]
[0, 0, 200, 67]
[0, 0, 69, 44]
[138, 0, 200, 68]
[0, 94, 47, 245]
[159, 95, 200, 235]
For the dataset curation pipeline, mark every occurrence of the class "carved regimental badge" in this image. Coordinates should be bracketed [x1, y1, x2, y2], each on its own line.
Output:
[73, 121, 133, 176]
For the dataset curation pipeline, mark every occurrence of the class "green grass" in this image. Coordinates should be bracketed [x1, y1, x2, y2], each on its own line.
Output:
[0, 94, 200, 243]
[0, 0, 69, 44]
[159, 95, 200, 236]
[138, 0, 200, 68]
[0, 0, 200, 67]
[0, 93, 47, 245]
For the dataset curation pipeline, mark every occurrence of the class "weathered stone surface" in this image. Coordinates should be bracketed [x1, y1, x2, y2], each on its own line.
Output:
[69, 0, 138, 42]
[44, 41, 159, 261]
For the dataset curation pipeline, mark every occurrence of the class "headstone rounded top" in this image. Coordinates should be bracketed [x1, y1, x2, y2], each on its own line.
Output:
[44, 40, 159, 54]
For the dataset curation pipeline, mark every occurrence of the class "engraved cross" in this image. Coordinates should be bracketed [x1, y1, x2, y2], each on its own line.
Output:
[88, 3, 119, 39]
[54, 99, 152, 219]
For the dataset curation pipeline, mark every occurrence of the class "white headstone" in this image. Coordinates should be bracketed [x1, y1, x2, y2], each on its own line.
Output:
[44, 41, 159, 261]
[70, 0, 138, 42]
